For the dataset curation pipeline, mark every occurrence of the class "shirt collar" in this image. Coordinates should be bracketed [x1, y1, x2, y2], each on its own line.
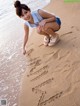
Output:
[31, 12, 39, 24]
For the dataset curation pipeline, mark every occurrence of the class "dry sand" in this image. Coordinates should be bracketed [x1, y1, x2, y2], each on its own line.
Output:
[19, 0, 80, 106]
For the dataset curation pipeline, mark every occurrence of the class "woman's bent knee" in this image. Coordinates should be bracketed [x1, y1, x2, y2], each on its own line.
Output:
[43, 22, 60, 32]
[37, 26, 42, 34]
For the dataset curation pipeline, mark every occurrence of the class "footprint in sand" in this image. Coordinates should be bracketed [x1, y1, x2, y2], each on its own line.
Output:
[45, 50, 60, 62]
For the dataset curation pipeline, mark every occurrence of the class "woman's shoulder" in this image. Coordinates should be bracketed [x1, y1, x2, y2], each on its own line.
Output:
[31, 9, 42, 14]
[24, 21, 30, 27]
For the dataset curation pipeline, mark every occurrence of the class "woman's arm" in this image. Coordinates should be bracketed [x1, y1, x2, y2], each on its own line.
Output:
[23, 24, 29, 55]
[38, 9, 56, 23]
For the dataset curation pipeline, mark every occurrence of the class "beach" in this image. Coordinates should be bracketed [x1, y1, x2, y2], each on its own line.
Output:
[0, 0, 50, 106]
[19, 0, 80, 106]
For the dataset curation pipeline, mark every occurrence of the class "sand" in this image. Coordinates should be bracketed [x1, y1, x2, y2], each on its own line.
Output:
[19, 0, 80, 106]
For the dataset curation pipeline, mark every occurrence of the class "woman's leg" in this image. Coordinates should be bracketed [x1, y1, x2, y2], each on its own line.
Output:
[37, 22, 60, 46]
[36, 27, 50, 46]
[41, 22, 60, 46]
[37, 26, 49, 37]
[42, 21, 60, 37]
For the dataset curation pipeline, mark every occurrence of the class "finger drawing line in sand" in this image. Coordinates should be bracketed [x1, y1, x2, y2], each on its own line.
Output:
[63, 83, 73, 96]
[53, 50, 60, 59]
[58, 51, 71, 60]
[31, 77, 63, 106]
[61, 31, 73, 37]
[71, 26, 80, 31]
[27, 65, 48, 77]
[37, 91, 63, 106]
[32, 77, 54, 91]
[27, 59, 41, 66]
[43, 51, 54, 57]
[29, 67, 36, 73]
[65, 60, 80, 79]
[29, 57, 39, 62]
[38, 44, 44, 47]
[37, 92, 46, 106]
[31, 70, 48, 82]
[53, 63, 71, 73]
[26, 48, 34, 55]
[32, 87, 46, 94]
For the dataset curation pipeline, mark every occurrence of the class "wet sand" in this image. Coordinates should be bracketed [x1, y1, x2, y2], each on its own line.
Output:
[0, 1, 50, 106]
[0, 15, 27, 106]
[19, 0, 80, 106]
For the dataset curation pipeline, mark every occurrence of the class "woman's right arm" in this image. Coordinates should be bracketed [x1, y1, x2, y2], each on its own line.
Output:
[23, 24, 29, 55]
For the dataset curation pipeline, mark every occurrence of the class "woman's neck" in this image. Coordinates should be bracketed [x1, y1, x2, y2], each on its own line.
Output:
[29, 15, 34, 24]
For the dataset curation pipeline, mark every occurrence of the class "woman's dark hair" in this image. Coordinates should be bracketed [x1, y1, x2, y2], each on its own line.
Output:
[14, 0, 31, 17]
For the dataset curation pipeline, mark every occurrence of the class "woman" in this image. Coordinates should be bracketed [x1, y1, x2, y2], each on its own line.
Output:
[14, 0, 61, 55]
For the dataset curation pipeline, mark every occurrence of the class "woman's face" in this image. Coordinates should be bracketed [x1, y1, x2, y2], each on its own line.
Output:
[21, 9, 31, 21]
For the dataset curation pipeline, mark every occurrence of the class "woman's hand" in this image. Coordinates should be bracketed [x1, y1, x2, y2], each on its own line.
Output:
[23, 48, 26, 55]
[39, 20, 47, 27]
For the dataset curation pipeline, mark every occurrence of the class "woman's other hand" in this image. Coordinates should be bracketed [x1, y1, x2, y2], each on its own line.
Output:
[39, 20, 47, 27]
[23, 48, 26, 55]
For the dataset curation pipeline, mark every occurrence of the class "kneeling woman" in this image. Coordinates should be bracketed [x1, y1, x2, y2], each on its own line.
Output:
[14, 0, 61, 55]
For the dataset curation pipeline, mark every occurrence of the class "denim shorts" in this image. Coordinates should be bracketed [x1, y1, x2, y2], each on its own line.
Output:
[56, 17, 61, 26]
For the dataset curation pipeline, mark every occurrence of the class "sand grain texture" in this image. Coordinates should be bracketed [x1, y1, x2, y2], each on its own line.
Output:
[19, 0, 80, 106]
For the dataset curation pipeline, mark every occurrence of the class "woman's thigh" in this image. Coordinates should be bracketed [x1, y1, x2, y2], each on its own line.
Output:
[43, 22, 60, 32]
[36, 26, 48, 35]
